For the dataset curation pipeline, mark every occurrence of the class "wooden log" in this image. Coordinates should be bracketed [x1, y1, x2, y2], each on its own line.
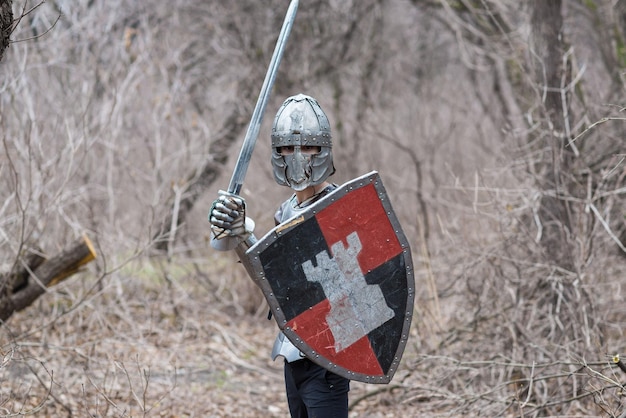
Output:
[0, 234, 97, 323]
[9, 249, 46, 293]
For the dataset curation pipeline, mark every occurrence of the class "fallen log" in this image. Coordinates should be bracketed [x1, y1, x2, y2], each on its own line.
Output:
[0, 234, 97, 323]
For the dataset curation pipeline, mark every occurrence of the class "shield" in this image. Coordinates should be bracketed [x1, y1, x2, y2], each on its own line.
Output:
[242, 171, 415, 384]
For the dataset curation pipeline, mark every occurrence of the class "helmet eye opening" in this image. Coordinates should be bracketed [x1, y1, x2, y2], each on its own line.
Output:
[277, 145, 321, 156]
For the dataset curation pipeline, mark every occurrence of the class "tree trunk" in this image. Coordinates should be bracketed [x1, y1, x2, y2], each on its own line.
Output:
[0, 0, 12, 63]
[530, 0, 577, 271]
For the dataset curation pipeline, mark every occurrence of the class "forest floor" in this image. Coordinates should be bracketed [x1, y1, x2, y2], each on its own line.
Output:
[0, 256, 443, 418]
[2, 255, 614, 417]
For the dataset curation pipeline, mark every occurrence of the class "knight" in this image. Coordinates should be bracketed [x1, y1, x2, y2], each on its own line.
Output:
[209, 94, 350, 418]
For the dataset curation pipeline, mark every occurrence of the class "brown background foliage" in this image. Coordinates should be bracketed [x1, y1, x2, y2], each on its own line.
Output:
[1, 0, 625, 416]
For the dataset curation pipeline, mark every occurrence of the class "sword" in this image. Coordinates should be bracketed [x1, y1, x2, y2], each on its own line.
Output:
[226, 0, 299, 196]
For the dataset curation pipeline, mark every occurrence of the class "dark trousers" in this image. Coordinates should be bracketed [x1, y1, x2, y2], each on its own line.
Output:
[284, 359, 350, 418]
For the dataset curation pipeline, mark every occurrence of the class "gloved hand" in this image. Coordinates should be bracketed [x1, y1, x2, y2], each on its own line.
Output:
[208, 192, 252, 241]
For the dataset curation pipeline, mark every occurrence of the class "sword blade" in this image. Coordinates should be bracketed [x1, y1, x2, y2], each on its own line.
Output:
[227, 0, 299, 196]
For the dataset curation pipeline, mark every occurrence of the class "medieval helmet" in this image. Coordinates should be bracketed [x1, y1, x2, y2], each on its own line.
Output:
[270, 94, 335, 191]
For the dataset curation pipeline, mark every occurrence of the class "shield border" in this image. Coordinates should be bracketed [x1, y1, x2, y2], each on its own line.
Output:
[242, 171, 415, 383]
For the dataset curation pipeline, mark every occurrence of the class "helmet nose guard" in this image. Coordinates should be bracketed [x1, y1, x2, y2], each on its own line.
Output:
[271, 94, 335, 189]
[284, 147, 313, 191]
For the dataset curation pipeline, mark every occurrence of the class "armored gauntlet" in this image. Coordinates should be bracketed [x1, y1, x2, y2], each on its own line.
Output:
[208, 192, 255, 251]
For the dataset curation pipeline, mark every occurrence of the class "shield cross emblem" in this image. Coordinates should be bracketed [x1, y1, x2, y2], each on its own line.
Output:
[242, 171, 415, 383]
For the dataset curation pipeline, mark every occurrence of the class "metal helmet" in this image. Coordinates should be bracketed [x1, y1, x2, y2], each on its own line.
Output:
[271, 94, 335, 191]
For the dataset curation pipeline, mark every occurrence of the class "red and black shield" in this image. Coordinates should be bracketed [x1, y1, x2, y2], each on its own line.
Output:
[242, 171, 414, 384]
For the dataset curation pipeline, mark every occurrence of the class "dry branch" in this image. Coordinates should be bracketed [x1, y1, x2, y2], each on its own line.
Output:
[0, 234, 97, 323]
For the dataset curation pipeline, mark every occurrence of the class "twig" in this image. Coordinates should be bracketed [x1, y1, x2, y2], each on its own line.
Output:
[10, 1, 62, 43]
[587, 203, 626, 254]
[348, 384, 401, 410]
[570, 117, 626, 145]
